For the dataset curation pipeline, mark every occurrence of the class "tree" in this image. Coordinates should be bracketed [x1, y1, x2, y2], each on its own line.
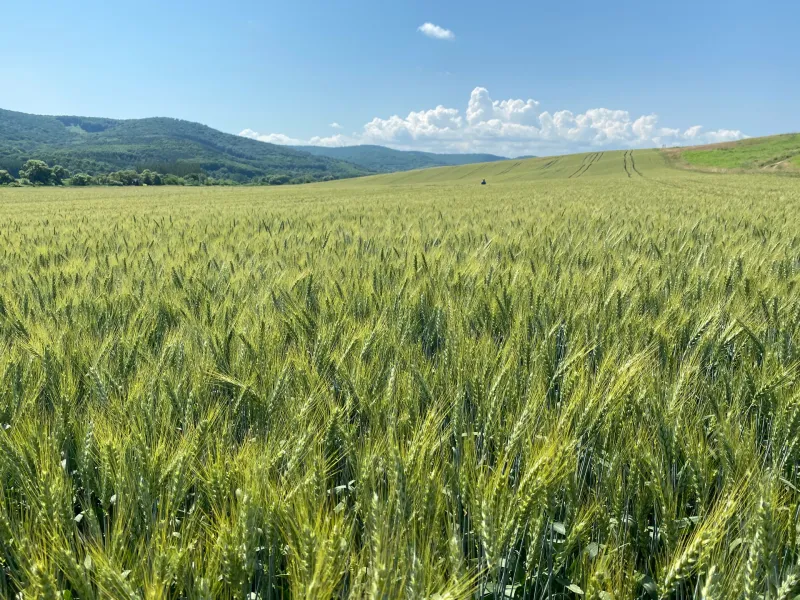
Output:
[69, 173, 93, 186]
[0, 170, 14, 185]
[267, 174, 291, 186]
[19, 160, 53, 185]
[161, 174, 184, 185]
[51, 165, 70, 185]
[108, 170, 139, 186]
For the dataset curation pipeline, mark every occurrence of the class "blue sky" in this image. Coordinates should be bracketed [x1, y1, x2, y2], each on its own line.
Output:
[0, 0, 796, 156]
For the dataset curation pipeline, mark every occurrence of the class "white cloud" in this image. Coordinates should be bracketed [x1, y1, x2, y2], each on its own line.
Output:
[240, 129, 305, 146]
[682, 125, 704, 139]
[239, 88, 746, 156]
[467, 87, 539, 125]
[329, 122, 343, 129]
[417, 22, 455, 41]
[700, 128, 744, 143]
[240, 128, 349, 148]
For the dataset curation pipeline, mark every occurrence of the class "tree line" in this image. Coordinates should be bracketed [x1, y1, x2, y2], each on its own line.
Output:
[0, 160, 338, 187]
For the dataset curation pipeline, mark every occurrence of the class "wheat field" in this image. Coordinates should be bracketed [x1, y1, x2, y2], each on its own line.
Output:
[1, 153, 799, 599]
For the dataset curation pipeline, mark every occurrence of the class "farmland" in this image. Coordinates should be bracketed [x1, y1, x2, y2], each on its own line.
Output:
[1, 150, 800, 599]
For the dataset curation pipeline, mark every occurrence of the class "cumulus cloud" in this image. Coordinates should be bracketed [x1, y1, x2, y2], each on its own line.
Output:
[418, 22, 455, 41]
[239, 130, 304, 146]
[240, 128, 348, 148]
[329, 122, 343, 129]
[466, 87, 540, 125]
[239, 88, 746, 155]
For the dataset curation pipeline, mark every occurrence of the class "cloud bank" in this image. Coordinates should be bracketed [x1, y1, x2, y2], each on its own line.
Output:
[418, 22, 455, 41]
[240, 87, 745, 156]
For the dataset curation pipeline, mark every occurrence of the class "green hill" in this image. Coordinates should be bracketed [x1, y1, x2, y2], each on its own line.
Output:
[0, 108, 369, 182]
[667, 133, 800, 173]
[288, 144, 507, 173]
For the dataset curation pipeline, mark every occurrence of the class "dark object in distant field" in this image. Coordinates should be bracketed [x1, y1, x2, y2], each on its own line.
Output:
[481, 179, 486, 185]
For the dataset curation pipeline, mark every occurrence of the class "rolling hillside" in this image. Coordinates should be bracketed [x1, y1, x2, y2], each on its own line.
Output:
[338, 148, 668, 186]
[667, 133, 800, 172]
[0, 108, 370, 182]
[289, 144, 507, 173]
[334, 135, 800, 188]
[2, 110, 795, 187]
[0, 108, 511, 184]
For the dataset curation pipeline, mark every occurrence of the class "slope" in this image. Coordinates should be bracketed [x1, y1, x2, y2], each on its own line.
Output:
[288, 144, 507, 173]
[331, 136, 800, 189]
[0, 108, 370, 182]
[666, 134, 800, 173]
[335, 148, 668, 186]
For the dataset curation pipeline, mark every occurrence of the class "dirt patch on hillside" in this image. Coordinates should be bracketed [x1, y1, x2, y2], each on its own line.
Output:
[763, 158, 792, 170]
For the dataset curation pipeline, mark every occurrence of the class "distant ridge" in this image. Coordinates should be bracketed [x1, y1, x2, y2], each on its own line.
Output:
[0, 108, 371, 183]
[289, 144, 507, 173]
[0, 108, 511, 183]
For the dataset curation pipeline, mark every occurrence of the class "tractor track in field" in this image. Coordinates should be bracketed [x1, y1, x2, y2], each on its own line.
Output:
[538, 158, 560, 170]
[582, 152, 604, 177]
[455, 164, 486, 181]
[494, 157, 560, 182]
[496, 161, 523, 176]
[630, 151, 643, 177]
[567, 154, 592, 178]
[569, 152, 603, 179]
[623, 151, 632, 178]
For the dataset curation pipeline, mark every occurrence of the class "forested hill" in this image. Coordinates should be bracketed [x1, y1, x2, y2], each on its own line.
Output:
[289, 144, 507, 173]
[0, 109, 369, 183]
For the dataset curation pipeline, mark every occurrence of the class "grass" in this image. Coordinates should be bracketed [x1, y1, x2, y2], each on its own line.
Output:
[679, 133, 800, 170]
[0, 156, 799, 599]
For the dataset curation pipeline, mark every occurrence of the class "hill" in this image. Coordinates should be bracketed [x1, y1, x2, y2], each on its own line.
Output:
[0, 108, 370, 183]
[666, 133, 800, 173]
[337, 148, 667, 186]
[288, 144, 507, 173]
[332, 135, 800, 188]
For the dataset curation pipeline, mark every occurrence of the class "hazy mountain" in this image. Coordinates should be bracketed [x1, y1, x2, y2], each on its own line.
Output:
[289, 144, 507, 173]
